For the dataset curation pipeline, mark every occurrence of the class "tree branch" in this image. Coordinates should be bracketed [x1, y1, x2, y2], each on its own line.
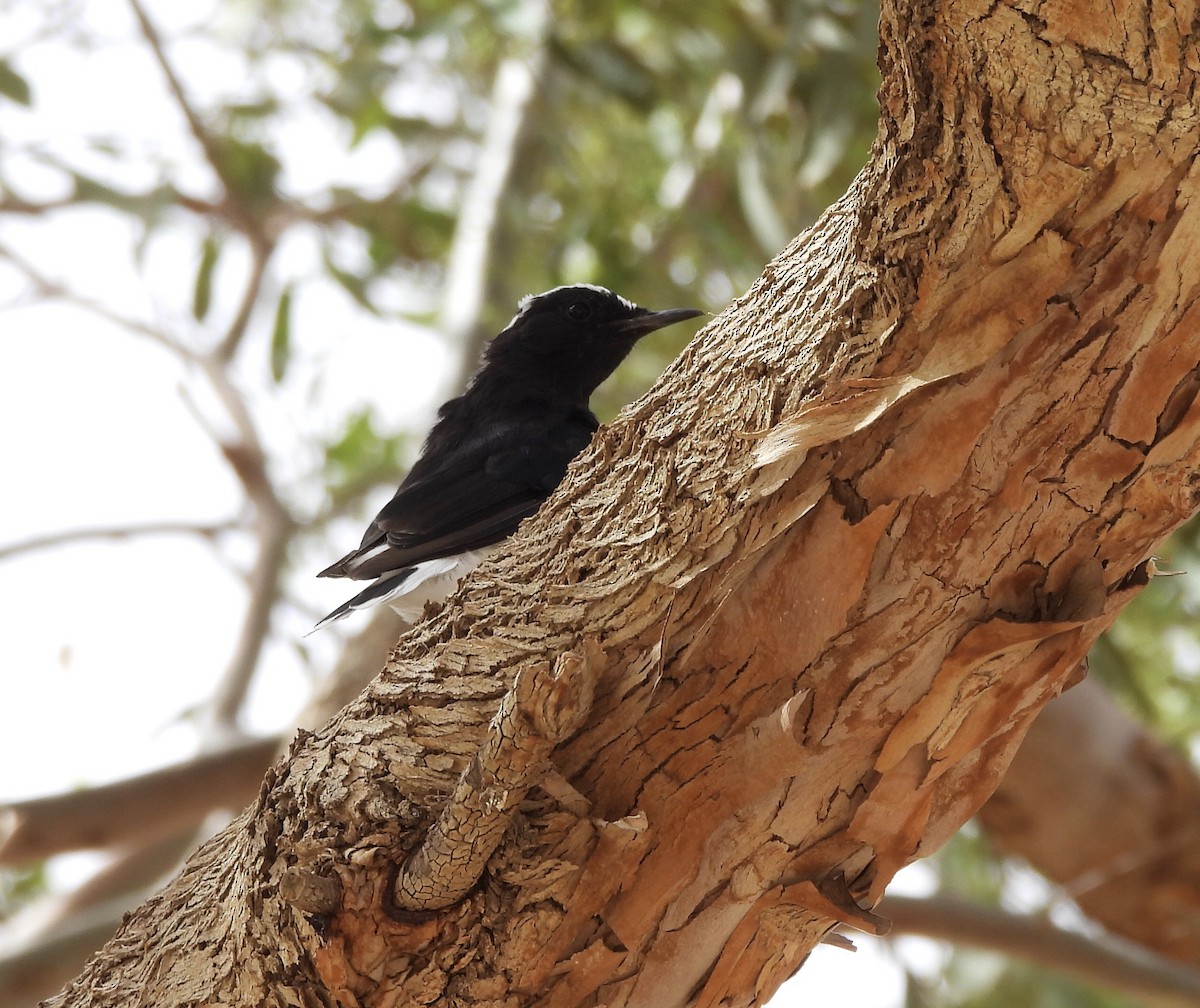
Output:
[0, 194, 82, 215]
[979, 676, 1200, 967]
[213, 233, 273, 363]
[126, 0, 216, 169]
[202, 492, 293, 735]
[0, 737, 278, 865]
[187, 351, 294, 735]
[2, 176, 288, 739]
[125, 0, 268, 243]
[882, 894, 1200, 1008]
[0, 241, 195, 360]
[440, 2, 550, 396]
[0, 520, 236, 563]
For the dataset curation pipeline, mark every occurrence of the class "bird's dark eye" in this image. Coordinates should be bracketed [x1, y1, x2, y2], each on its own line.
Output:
[566, 302, 591, 320]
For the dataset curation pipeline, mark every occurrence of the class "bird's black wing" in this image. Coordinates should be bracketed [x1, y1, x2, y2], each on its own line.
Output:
[318, 410, 597, 581]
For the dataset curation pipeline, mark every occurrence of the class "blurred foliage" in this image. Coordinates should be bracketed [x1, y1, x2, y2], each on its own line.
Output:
[3, 0, 884, 413]
[0, 863, 46, 924]
[2, 2, 1199, 1006]
[1090, 523, 1200, 743]
[322, 407, 411, 511]
[930, 823, 1007, 906]
[0, 58, 30, 106]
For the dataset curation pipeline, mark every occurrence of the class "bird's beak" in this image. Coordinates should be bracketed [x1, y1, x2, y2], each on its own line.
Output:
[612, 307, 704, 337]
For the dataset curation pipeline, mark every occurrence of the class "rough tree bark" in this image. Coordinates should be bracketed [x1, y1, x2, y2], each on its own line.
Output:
[49, 0, 1200, 1006]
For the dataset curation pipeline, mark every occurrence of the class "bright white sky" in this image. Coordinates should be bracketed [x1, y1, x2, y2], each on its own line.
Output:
[0, 1, 947, 1001]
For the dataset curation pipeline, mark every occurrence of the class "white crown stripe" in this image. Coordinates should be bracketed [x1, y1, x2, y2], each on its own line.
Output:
[505, 284, 638, 329]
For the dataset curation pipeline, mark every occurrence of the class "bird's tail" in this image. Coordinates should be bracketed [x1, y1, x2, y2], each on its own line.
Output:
[307, 566, 417, 635]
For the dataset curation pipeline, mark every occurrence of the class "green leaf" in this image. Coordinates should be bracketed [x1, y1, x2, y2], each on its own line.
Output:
[0, 60, 31, 106]
[71, 172, 131, 207]
[212, 136, 280, 205]
[270, 286, 292, 384]
[0, 862, 47, 922]
[322, 408, 407, 509]
[224, 97, 279, 120]
[321, 248, 378, 314]
[324, 409, 378, 474]
[349, 94, 389, 147]
[192, 235, 221, 321]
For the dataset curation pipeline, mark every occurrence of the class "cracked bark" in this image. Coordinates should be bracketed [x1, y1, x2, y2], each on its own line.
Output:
[46, 1, 1200, 1006]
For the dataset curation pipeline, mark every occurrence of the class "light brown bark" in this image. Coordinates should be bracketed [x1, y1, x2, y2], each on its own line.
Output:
[48, 1, 1200, 1006]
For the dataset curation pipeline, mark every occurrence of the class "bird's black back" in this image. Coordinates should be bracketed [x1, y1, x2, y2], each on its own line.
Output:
[319, 285, 663, 582]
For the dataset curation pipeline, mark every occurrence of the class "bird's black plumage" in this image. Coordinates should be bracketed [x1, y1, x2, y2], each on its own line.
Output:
[313, 284, 702, 630]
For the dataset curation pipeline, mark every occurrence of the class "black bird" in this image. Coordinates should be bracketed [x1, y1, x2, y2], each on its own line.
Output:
[313, 284, 702, 631]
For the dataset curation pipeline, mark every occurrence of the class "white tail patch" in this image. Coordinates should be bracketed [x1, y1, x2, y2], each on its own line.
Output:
[380, 547, 495, 623]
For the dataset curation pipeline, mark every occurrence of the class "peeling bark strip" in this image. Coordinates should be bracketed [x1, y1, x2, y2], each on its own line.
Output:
[49, 3, 1200, 1007]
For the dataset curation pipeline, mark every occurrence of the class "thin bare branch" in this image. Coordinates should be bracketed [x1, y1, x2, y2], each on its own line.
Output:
[196, 353, 264, 454]
[0, 242, 294, 736]
[125, 0, 245, 221]
[0, 241, 194, 359]
[882, 894, 1200, 1008]
[0, 520, 237, 564]
[301, 159, 436, 224]
[1, 212, 288, 738]
[126, 0, 278, 364]
[203, 499, 293, 735]
[0, 194, 80, 215]
[213, 236, 273, 363]
[187, 358, 295, 735]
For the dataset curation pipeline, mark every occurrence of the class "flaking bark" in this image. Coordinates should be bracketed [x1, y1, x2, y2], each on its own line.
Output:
[48, 1, 1200, 1006]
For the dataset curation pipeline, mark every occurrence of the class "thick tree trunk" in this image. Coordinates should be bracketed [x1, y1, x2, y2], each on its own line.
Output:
[49, 1, 1200, 1006]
